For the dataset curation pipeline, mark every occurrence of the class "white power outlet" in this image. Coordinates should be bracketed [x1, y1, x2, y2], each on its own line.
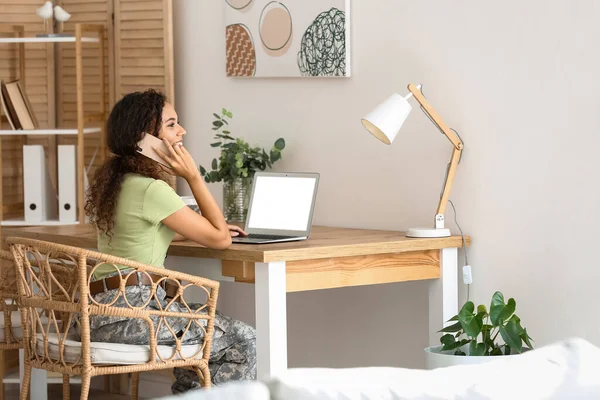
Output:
[463, 265, 473, 284]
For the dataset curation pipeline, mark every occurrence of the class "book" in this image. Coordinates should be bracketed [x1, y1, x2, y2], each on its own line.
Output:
[0, 81, 20, 130]
[3, 79, 38, 130]
[16, 80, 39, 128]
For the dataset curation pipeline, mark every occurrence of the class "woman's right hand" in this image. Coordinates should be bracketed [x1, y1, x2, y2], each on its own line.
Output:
[154, 139, 201, 183]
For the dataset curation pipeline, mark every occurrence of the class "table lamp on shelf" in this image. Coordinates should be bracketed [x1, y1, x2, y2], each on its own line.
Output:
[361, 83, 464, 238]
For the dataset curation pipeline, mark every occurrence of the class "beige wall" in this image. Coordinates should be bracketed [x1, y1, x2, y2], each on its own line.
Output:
[173, 0, 600, 368]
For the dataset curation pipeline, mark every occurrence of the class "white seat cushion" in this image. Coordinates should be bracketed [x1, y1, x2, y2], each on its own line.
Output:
[37, 333, 206, 365]
[0, 311, 49, 342]
[0, 311, 22, 341]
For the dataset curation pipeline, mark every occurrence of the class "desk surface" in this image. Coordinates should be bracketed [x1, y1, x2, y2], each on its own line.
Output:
[3, 224, 470, 263]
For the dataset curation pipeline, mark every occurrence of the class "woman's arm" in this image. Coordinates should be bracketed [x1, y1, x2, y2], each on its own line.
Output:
[162, 178, 231, 249]
[172, 224, 247, 242]
[172, 233, 186, 241]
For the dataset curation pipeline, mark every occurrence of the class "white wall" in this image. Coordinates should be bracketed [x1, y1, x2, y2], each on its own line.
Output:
[173, 0, 600, 368]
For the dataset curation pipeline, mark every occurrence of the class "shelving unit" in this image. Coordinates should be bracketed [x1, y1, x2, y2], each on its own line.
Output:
[0, 24, 107, 228]
[0, 218, 80, 227]
[0, 128, 101, 136]
[0, 37, 98, 44]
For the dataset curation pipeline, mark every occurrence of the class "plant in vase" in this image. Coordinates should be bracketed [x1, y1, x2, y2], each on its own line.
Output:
[198, 108, 286, 222]
[425, 291, 534, 368]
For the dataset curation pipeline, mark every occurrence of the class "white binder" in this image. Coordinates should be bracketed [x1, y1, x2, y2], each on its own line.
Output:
[23, 145, 56, 223]
[58, 145, 77, 222]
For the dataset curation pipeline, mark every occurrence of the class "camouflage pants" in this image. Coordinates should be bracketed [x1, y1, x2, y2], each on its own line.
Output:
[80, 270, 256, 393]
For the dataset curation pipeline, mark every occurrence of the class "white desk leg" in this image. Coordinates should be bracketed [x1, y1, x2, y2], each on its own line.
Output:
[19, 348, 48, 400]
[429, 247, 459, 347]
[30, 368, 48, 400]
[255, 261, 287, 381]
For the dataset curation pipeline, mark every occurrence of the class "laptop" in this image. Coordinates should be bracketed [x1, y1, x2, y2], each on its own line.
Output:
[231, 172, 320, 244]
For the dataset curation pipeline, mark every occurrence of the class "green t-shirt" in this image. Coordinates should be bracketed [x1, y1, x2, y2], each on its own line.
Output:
[94, 174, 186, 280]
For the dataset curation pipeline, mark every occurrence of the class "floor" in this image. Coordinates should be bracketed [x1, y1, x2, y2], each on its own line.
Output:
[4, 385, 137, 399]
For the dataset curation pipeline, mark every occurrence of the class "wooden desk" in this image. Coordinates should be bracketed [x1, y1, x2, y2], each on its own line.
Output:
[4, 224, 470, 380]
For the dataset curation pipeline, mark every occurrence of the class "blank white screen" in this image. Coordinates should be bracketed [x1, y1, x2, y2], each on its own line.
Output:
[247, 176, 317, 231]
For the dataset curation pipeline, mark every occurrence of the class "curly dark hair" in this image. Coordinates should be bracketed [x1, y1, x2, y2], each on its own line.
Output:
[85, 89, 169, 238]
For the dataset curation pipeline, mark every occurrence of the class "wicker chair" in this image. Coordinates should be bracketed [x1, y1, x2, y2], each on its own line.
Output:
[7, 237, 220, 400]
[0, 250, 21, 400]
[0, 250, 21, 349]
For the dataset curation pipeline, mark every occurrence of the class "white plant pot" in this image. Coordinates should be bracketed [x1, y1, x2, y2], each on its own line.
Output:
[425, 344, 529, 369]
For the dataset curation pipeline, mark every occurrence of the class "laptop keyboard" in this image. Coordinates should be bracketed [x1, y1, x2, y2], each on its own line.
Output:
[245, 234, 297, 240]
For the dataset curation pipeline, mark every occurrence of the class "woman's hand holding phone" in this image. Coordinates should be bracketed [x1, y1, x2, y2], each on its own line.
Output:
[153, 139, 201, 183]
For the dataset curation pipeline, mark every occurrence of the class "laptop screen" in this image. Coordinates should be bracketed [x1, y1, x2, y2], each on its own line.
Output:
[247, 175, 318, 232]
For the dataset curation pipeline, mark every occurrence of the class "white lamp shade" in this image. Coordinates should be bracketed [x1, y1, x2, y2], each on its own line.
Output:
[361, 93, 412, 145]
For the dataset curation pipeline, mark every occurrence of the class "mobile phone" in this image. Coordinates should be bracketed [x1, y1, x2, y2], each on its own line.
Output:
[136, 133, 171, 168]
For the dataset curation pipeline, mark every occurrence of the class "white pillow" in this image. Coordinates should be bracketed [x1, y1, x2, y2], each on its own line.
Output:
[267, 338, 600, 400]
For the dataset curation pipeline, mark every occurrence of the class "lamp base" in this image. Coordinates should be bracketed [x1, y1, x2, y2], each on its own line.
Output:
[406, 227, 451, 238]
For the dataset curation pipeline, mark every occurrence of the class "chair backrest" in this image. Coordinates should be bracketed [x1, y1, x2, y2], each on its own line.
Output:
[0, 249, 21, 348]
[7, 236, 220, 372]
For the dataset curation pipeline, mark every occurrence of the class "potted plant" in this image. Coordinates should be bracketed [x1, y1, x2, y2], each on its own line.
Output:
[198, 108, 285, 222]
[425, 291, 534, 369]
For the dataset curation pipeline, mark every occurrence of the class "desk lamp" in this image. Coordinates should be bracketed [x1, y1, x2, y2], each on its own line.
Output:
[361, 84, 464, 238]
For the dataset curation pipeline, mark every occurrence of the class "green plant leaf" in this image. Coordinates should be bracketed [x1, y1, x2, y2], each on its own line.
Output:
[477, 304, 488, 315]
[499, 321, 522, 353]
[507, 315, 525, 336]
[521, 328, 534, 349]
[199, 165, 206, 176]
[440, 334, 458, 351]
[504, 345, 511, 355]
[490, 291, 507, 326]
[206, 108, 285, 184]
[481, 323, 491, 340]
[469, 341, 486, 356]
[211, 158, 218, 170]
[274, 138, 285, 150]
[500, 298, 516, 322]
[458, 301, 483, 338]
[270, 151, 281, 163]
[439, 321, 463, 333]
[454, 350, 466, 356]
[210, 142, 222, 147]
[490, 347, 503, 356]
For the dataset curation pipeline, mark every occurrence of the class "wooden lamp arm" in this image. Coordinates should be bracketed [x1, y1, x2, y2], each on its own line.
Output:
[407, 84, 464, 228]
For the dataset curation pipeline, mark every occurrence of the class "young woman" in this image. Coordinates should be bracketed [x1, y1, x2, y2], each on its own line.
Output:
[84, 89, 255, 393]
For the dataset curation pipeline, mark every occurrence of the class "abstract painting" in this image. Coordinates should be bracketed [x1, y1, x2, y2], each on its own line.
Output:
[225, 0, 351, 78]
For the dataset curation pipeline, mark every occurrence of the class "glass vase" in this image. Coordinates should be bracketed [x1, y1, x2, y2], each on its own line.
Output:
[222, 177, 253, 223]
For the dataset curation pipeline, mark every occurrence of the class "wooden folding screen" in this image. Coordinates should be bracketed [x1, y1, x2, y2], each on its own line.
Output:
[0, 0, 174, 217]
